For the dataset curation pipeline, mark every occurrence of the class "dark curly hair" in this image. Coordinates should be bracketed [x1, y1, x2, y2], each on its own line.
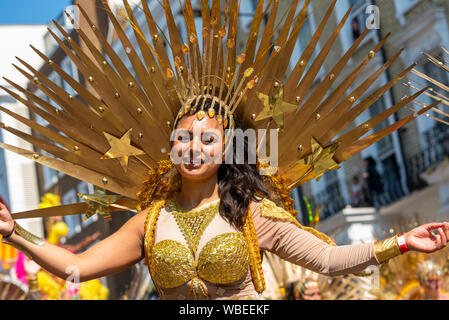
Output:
[174, 97, 269, 230]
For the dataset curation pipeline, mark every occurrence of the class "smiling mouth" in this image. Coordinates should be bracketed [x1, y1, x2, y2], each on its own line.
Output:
[183, 158, 204, 167]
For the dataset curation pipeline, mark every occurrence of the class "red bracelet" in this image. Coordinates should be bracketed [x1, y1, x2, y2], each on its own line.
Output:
[397, 234, 409, 253]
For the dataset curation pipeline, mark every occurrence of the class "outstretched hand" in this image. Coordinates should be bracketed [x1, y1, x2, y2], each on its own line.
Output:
[0, 202, 14, 237]
[406, 222, 449, 253]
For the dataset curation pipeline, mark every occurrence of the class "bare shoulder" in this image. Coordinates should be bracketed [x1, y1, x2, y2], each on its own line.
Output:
[119, 207, 151, 239]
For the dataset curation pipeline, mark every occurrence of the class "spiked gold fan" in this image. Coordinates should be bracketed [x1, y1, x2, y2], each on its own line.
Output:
[407, 48, 449, 126]
[0, 0, 434, 220]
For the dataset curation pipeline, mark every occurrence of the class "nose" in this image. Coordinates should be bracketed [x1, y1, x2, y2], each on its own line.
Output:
[189, 134, 202, 161]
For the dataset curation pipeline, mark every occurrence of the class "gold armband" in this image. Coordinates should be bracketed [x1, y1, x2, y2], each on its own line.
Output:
[1, 222, 45, 259]
[373, 236, 401, 264]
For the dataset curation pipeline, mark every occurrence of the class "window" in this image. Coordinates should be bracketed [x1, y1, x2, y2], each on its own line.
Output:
[62, 189, 81, 237]
[394, 0, 421, 25]
[337, 0, 377, 53]
[0, 125, 10, 206]
[369, 98, 393, 156]
[290, 6, 325, 78]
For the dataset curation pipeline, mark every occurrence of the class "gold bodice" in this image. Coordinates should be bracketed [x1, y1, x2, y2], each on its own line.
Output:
[147, 200, 250, 296]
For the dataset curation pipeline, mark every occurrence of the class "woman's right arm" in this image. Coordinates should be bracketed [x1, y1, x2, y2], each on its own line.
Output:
[0, 202, 148, 282]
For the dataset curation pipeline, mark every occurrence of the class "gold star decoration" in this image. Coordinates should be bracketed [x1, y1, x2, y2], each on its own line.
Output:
[296, 137, 341, 182]
[101, 128, 145, 172]
[77, 187, 122, 221]
[255, 85, 298, 129]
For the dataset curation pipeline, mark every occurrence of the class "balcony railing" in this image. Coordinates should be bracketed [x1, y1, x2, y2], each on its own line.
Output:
[305, 124, 449, 222]
[405, 123, 449, 191]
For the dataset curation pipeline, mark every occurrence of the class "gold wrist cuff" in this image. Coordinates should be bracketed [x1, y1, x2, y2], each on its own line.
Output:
[14, 223, 45, 246]
[1, 222, 45, 259]
[374, 235, 401, 264]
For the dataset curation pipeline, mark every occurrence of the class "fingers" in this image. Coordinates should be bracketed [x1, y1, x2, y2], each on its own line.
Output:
[444, 222, 449, 242]
[424, 222, 445, 231]
[438, 227, 447, 248]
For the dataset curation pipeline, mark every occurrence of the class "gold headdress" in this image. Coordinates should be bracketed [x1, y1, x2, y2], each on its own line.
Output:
[0, 0, 434, 220]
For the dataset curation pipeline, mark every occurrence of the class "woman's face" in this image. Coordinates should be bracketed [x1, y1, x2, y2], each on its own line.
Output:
[171, 113, 225, 181]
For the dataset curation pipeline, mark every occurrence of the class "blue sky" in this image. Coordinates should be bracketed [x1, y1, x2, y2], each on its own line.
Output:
[0, 0, 72, 25]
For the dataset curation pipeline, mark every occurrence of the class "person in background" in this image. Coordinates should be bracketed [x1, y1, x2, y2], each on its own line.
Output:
[362, 157, 387, 209]
[293, 278, 322, 300]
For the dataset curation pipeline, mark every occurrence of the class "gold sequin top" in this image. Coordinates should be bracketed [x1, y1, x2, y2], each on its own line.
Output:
[143, 198, 398, 300]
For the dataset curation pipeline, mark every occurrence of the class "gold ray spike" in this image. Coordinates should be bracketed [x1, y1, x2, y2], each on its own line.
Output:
[50, 19, 169, 161]
[288, 1, 351, 104]
[0, 141, 138, 199]
[335, 86, 428, 150]
[334, 101, 440, 163]
[286, 30, 390, 133]
[294, 138, 340, 182]
[101, 128, 146, 172]
[12, 198, 138, 220]
[28, 45, 126, 134]
[273, 0, 311, 85]
[255, 85, 298, 129]
[278, 48, 407, 165]
[78, 187, 122, 221]
[284, 0, 338, 96]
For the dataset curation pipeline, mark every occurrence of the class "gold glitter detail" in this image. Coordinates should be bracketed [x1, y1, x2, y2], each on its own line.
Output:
[14, 223, 45, 246]
[146, 200, 251, 298]
[243, 206, 265, 293]
[144, 200, 166, 298]
[151, 240, 196, 288]
[170, 199, 219, 254]
[197, 233, 249, 284]
[190, 277, 209, 300]
[374, 236, 401, 264]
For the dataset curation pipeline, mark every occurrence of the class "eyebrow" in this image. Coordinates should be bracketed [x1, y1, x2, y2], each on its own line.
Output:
[178, 129, 219, 134]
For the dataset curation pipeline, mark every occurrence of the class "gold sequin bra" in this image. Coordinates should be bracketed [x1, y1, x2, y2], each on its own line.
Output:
[147, 199, 250, 299]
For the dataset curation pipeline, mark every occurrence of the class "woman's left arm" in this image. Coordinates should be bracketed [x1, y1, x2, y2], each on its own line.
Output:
[252, 199, 449, 277]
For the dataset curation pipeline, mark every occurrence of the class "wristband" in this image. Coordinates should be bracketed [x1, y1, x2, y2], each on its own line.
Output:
[373, 235, 401, 264]
[397, 234, 409, 254]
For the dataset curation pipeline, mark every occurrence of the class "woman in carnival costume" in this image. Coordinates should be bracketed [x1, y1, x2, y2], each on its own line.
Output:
[0, 0, 448, 300]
